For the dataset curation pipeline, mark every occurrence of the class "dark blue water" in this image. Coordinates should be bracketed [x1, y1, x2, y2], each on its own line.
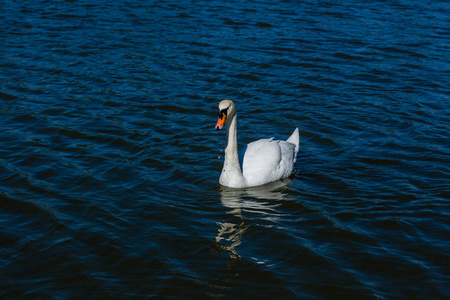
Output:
[1, 0, 449, 298]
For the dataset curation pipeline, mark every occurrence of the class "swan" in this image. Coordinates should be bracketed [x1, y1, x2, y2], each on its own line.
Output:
[215, 100, 299, 188]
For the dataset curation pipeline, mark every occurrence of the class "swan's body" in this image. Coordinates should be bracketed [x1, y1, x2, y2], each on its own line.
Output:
[215, 100, 299, 188]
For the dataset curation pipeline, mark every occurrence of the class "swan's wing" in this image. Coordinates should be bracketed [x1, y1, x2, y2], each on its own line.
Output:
[287, 128, 300, 161]
[239, 138, 296, 186]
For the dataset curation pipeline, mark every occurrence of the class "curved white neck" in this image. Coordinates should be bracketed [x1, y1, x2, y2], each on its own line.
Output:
[220, 113, 245, 187]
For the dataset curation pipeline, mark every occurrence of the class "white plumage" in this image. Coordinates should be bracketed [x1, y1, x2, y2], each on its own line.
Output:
[215, 100, 299, 188]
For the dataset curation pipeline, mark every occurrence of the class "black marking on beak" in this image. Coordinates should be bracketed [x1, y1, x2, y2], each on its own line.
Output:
[218, 108, 227, 119]
[218, 106, 229, 119]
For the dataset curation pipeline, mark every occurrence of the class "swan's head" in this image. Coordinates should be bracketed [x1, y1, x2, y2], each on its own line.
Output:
[215, 100, 235, 130]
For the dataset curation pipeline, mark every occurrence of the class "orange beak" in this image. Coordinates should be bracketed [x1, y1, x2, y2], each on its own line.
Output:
[215, 115, 226, 130]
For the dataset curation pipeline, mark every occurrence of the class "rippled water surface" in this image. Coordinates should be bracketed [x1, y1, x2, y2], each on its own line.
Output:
[1, 0, 449, 298]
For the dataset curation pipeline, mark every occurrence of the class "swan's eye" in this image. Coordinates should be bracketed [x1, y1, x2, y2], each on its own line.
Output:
[218, 108, 228, 119]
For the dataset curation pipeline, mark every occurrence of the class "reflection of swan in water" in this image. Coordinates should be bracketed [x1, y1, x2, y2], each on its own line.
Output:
[215, 178, 293, 259]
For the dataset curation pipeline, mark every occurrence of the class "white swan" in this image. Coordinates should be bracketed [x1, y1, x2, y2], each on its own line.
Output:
[215, 100, 299, 188]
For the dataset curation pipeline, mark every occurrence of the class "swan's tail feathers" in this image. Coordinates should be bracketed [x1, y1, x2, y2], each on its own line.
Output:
[287, 127, 300, 156]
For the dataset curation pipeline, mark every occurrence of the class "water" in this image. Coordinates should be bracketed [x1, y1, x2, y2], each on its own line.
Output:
[1, 0, 449, 298]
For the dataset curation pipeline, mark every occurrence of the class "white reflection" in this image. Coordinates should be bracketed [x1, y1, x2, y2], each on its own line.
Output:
[215, 178, 292, 259]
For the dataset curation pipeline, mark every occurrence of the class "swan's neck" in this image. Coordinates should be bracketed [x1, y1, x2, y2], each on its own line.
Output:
[225, 114, 238, 157]
[220, 114, 245, 187]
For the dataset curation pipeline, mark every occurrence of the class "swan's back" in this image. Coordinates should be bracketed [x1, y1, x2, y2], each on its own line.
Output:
[239, 128, 299, 187]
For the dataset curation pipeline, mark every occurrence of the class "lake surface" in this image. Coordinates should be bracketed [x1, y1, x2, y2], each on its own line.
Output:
[1, 0, 449, 298]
